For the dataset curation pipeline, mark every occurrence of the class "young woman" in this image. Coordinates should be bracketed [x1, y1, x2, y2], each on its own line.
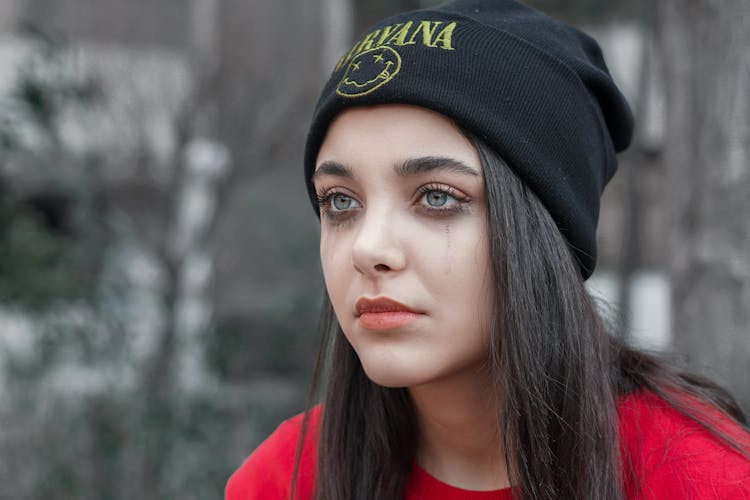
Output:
[227, 1, 750, 498]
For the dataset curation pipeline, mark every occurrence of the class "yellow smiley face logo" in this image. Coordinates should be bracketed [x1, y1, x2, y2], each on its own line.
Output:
[336, 46, 402, 98]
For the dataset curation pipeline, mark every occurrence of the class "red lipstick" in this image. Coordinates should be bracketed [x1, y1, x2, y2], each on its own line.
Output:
[355, 297, 422, 330]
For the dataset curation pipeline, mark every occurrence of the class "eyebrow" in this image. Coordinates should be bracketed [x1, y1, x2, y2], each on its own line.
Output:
[396, 156, 480, 177]
[312, 156, 480, 183]
[311, 161, 355, 183]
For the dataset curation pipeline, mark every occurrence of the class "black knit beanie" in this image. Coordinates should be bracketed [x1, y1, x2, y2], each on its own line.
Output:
[304, 0, 634, 279]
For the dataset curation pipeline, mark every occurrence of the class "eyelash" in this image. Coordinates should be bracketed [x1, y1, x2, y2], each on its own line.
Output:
[315, 183, 470, 223]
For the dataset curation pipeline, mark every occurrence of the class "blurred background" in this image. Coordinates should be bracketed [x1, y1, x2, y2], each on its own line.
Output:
[0, 0, 747, 498]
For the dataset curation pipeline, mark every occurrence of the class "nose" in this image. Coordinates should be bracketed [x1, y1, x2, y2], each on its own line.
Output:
[351, 206, 406, 277]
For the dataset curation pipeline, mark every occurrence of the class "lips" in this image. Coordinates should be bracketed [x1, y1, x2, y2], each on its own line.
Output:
[355, 297, 418, 316]
[355, 297, 422, 330]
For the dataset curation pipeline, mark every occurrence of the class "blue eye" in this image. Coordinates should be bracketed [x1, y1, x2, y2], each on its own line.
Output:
[332, 193, 355, 210]
[416, 183, 470, 215]
[316, 190, 361, 216]
[314, 188, 362, 225]
[424, 191, 450, 207]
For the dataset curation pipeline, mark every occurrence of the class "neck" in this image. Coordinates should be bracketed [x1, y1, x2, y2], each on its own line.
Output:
[408, 365, 511, 491]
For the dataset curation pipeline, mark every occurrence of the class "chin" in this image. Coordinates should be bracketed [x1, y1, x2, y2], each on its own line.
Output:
[363, 371, 416, 388]
[358, 359, 435, 388]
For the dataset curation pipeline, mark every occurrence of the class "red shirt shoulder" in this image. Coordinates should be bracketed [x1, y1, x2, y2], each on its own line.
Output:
[619, 390, 750, 499]
[225, 405, 321, 500]
[226, 393, 750, 499]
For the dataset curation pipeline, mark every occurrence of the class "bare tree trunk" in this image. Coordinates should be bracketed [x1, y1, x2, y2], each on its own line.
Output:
[137, 1, 228, 497]
[657, 1, 750, 412]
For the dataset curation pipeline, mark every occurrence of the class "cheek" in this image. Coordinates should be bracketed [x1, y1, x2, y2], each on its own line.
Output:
[320, 230, 352, 302]
[429, 225, 493, 323]
[408, 222, 461, 276]
[423, 220, 489, 282]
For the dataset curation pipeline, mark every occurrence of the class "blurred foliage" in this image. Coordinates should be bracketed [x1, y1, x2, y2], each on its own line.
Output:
[1, 24, 99, 151]
[0, 32, 116, 499]
[209, 291, 322, 380]
[0, 20, 317, 499]
[0, 206, 78, 306]
[0, 28, 102, 310]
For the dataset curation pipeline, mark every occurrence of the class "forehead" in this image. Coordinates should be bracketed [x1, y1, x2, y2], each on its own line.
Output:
[315, 104, 480, 172]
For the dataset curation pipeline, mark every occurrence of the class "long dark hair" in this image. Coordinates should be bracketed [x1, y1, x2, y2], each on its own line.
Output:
[292, 134, 749, 500]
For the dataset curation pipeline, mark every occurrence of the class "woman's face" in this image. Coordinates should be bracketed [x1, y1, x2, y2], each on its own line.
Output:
[313, 104, 494, 388]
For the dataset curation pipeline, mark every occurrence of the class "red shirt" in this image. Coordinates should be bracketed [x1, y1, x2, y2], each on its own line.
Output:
[226, 391, 750, 499]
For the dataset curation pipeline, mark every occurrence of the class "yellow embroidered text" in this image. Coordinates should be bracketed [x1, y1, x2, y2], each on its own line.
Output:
[335, 20, 457, 72]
